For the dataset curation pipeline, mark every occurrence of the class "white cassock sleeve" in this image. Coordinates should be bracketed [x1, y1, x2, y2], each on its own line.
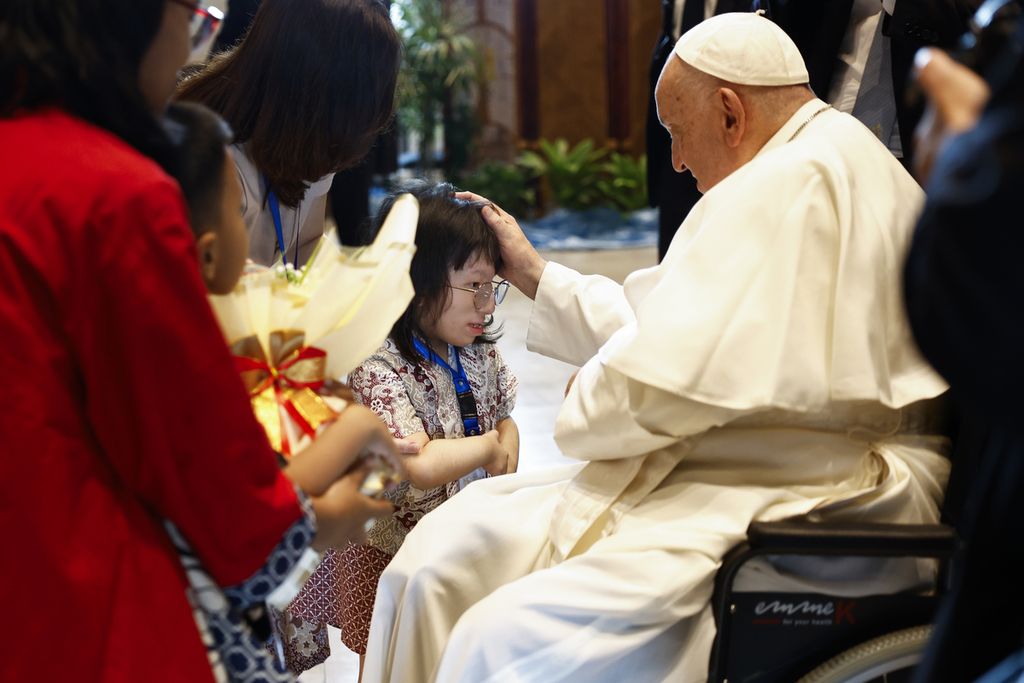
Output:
[525, 261, 636, 366]
[553, 349, 746, 461]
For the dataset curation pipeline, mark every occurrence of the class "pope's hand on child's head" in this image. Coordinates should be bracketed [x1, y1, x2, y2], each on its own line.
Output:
[454, 191, 547, 300]
[308, 465, 395, 550]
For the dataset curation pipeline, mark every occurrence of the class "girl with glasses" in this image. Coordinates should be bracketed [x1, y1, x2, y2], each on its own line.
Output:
[285, 182, 520, 676]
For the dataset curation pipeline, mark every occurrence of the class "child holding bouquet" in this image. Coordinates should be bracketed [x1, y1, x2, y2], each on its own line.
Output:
[326, 182, 520, 673]
[0, 6, 396, 681]
[161, 101, 403, 681]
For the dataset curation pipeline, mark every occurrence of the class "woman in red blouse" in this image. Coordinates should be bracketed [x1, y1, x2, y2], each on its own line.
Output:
[0, 1, 395, 681]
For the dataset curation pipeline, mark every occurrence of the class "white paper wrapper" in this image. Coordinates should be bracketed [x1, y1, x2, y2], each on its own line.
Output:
[209, 194, 418, 380]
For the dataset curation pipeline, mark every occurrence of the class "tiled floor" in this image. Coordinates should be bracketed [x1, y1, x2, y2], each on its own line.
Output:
[298, 246, 657, 682]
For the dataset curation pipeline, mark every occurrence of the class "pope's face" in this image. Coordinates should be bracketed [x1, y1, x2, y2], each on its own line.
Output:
[655, 59, 730, 193]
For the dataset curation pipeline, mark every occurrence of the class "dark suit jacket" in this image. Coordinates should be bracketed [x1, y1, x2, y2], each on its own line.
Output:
[645, 0, 973, 258]
[766, 0, 979, 166]
[647, 1, 752, 259]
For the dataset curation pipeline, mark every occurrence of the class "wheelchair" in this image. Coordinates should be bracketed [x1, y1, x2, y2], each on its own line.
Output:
[707, 517, 958, 682]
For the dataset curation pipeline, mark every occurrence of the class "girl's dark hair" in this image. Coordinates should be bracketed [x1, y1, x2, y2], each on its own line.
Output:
[177, 0, 400, 208]
[0, 0, 174, 168]
[372, 182, 504, 366]
[162, 102, 234, 235]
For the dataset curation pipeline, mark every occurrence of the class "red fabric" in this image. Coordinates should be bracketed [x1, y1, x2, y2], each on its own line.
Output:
[0, 110, 302, 682]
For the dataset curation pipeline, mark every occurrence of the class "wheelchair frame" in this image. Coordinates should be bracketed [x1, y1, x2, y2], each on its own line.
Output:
[707, 519, 959, 682]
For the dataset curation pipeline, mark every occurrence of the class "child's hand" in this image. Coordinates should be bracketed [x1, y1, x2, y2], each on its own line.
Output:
[309, 464, 394, 550]
[481, 429, 509, 476]
[394, 437, 422, 456]
[500, 433, 519, 475]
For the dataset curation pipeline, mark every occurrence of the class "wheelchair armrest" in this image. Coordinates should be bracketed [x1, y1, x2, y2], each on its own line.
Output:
[745, 520, 959, 558]
[714, 520, 959, 629]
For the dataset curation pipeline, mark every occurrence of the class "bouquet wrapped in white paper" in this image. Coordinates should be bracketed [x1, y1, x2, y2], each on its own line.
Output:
[208, 193, 418, 458]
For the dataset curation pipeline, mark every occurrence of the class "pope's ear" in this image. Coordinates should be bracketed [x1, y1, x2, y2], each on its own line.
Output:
[719, 87, 746, 147]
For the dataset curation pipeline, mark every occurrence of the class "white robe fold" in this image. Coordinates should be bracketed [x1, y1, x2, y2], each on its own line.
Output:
[363, 100, 949, 683]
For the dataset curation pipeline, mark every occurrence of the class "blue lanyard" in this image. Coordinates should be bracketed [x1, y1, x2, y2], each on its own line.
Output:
[265, 178, 298, 267]
[411, 338, 481, 437]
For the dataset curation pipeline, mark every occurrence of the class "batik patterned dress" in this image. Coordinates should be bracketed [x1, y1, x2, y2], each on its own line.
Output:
[333, 337, 518, 655]
[168, 491, 316, 683]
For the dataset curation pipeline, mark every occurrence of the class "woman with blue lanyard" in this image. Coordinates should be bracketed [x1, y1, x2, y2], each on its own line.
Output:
[177, 0, 400, 267]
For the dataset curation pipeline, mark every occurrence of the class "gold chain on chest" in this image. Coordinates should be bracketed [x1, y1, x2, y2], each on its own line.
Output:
[788, 104, 833, 142]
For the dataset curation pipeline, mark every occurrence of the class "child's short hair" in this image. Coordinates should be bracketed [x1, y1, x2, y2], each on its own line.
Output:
[162, 102, 234, 236]
[371, 181, 504, 365]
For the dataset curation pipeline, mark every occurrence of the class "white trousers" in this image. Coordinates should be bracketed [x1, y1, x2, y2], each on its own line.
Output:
[366, 465, 764, 683]
[364, 435, 947, 683]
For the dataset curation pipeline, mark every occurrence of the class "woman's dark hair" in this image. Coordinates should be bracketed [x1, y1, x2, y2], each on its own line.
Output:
[177, 0, 400, 208]
[0, 0, 174, 168]
[162, 102, 235, 235]
[373, 182, 504, 366]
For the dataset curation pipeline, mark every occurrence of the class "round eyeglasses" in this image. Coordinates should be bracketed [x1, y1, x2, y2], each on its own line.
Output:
[168, 0, 225, 51]
[448, 279, 510, 311]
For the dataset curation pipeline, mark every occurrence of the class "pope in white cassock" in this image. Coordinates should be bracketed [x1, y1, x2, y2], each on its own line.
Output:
[364, 12, 950, 683]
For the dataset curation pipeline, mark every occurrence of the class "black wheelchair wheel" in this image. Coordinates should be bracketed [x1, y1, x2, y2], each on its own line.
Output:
[796, 625, 932, 683]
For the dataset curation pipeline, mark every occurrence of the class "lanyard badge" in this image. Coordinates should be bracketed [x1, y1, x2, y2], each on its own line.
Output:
[265, 177, 299, 267]
[412, 338, 481, 436]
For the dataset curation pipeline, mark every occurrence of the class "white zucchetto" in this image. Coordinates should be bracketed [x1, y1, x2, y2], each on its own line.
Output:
[673, 11, 810, 86]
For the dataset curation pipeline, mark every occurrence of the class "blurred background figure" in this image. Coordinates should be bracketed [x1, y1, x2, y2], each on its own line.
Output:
[329, 130, 400, 247]
[646, 0, 742, 260]
[211, 0, 260, 53]
[769, 0, 980, 168]
[184, 1, 226, 65]
[903, 1, 1024, 680]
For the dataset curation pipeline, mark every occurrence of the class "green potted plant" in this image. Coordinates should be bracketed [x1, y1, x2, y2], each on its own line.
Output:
[393, 0, 479, 176]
